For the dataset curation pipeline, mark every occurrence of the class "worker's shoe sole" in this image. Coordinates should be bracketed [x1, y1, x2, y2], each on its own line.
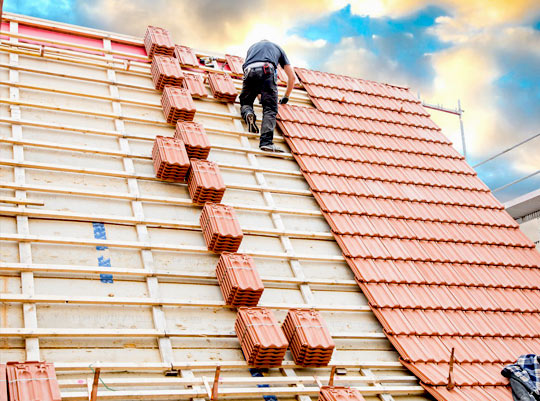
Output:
[260, 144, 285, 153]
[245, 113, 259, 134]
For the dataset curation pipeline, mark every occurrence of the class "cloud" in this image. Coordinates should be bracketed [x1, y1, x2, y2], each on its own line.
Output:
[426, 21, 540, 199]
[73, 0, 337, 54]
[361, 0, 540, 27]
[4, 0, 539, 198]
[291, 4, 448, 88]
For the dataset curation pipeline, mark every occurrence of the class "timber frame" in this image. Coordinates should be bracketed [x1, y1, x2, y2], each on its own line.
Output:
[0, 12, 431, 401]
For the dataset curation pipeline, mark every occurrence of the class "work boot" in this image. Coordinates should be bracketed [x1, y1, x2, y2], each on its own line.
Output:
[260, 144, 284, 153]
[245, 113, 259, 134]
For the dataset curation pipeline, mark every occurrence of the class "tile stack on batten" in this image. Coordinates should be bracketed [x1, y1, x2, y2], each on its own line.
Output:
[146, 31, 335, 371]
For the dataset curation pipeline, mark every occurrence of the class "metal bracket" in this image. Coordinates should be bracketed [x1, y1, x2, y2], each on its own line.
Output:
[165, 364, 179, 376]
[211, 366, 221, 400]
[328, 366, 336, 386]
[90, 367, 100, 401]
[447, 347, 455, 390]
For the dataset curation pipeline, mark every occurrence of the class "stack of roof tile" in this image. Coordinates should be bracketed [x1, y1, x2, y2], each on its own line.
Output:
[225, 54, 244, 76]
[161, 85, 196, 124]
[144, 26, 174, 58]
[188, 159, 226, 204]
[235, 307, 288, 367]
[282, 309, 335, 367]
[174, 44, 200, 68]
[200, 203, 243, 253]
[183, 72, 208, 98]
[152, 136, 190, 181]
[280, 67, 540, 401]
[5, 362, 61, 401]
[216, 252, 264, 307]
[174, 121, 211, 159]
[207, 72, 238, 102]
[151, 55, 184, 90]
[318, 386, 366, 401]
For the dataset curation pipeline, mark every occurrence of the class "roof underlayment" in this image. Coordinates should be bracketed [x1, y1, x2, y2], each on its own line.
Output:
[0, 11, 539, 401]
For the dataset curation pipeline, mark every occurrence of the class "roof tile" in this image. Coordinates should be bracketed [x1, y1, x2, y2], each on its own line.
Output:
[423, 385, 510, 401]
[286, 66, 540, 401]
[207, 72, 238, 102]
[173, 44, 199, 67]
[225, 54, 244, 76]
[182, 72, 207, 98]
[144, 26, 174, 58]
[402, 361, 507, 386]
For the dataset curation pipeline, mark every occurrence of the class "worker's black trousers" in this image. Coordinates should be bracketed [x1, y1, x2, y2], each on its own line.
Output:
[239, 67, 278, 147]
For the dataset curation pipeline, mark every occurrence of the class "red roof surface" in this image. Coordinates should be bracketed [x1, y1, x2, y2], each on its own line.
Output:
[279, 68, 540, 401]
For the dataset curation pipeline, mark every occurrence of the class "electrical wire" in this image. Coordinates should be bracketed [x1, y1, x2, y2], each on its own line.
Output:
[88, 364, 117, 391]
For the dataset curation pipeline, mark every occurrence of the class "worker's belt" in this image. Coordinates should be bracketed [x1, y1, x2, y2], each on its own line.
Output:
[244, 62, 275, 75]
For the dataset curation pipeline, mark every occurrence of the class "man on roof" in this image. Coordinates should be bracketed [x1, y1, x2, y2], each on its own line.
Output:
[240, 40, 296, 153]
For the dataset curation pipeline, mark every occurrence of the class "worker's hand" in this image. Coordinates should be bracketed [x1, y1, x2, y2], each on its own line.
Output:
[279, 97, 289, 105]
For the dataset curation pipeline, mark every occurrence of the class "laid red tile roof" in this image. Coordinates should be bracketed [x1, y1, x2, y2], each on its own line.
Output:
[279, 67, 540, 401]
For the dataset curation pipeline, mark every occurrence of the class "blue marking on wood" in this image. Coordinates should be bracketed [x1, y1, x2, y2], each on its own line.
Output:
[249, 369, 278, 401]
[92, 222, 113, 283]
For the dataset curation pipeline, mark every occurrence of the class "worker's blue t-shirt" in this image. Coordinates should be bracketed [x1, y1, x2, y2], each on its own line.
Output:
[242, 40, 290, 70]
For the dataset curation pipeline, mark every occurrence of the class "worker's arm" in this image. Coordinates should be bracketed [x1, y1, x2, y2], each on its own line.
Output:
[279, 64, 295, 104]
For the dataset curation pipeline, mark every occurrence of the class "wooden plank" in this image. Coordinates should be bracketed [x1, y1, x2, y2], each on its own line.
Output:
[0, 181, 322, 216]
[57, 375, 418, 388]
[0, 158, 311, 196]
[0, 62, 310, 105]
[0, 262, 358, 288]
[58, 385, 425, 400]
[0, 82, 299, 133]
[54, 360, 404, 371]
[0, 196, 44, 206]
[6, 170, 310, 202]
[0, 293, 372, 313]
[8, 20, 40, 361]
[0, 40, 149, 74]
[0, 206, 333, 240]
[0, 137, 299, 175]
[103, 40, 175, 366]
[0, 115, 288, 144]
[0, 29, 151, 61]
[0, 233, 346, 262]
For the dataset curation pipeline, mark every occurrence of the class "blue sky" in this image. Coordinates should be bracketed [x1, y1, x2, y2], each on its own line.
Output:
[4, 0, 540, 201]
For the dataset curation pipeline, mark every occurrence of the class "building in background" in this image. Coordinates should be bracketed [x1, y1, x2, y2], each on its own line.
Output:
[506, 189, 540, 250]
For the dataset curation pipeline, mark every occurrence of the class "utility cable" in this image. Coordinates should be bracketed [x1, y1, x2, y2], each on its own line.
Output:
[492, 169, 540, 193]
[473, 132, 540, 168]
[89, 364, 117, 391]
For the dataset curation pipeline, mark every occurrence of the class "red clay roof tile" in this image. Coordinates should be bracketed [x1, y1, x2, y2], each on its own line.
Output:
[318, 386, 366, 401]
[161, 85, 196, 124]
[422, 384, 511, 401]
[286, 67, 540, 401]
[207, 72, 238, 102]
[225, 54, 244, 76]
[151, 55, 184, 91]
[144, 26, 174, 58]
[174, 45, 199, 67]
[6, 362, 61, 401]
[182, 72, 208, 98]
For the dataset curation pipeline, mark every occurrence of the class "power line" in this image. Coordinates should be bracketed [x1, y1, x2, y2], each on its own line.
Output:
[492, 169, 540, 193]
[473, 132, 540, 168]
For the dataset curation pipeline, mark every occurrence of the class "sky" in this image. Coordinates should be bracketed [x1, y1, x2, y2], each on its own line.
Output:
[4, 0, 540, 201]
